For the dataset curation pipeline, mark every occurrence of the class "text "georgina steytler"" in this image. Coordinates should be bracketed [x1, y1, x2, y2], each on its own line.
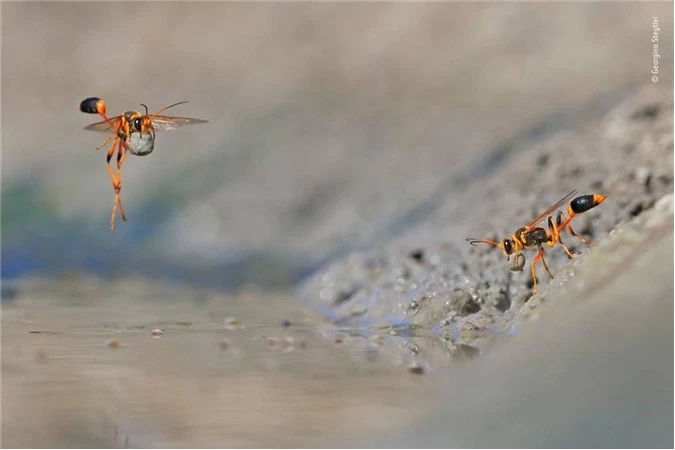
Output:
[652, 17, 660, 83]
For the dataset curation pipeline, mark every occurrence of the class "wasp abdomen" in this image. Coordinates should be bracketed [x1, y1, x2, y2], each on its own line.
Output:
[80, 97, 106, 115]
[570, 194, 606, 214]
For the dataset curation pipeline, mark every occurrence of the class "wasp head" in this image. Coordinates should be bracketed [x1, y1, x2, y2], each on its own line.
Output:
[466, 236, 515, 259]
[502, 238, 515, 256]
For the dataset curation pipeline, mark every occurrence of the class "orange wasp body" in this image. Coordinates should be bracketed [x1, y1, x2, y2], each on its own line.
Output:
[80, 97, 207, 230]
[466, 190, 606, 296]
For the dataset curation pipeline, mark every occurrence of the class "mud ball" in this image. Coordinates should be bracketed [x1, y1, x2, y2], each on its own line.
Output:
[508, 253, 526, 272]
[126, 132, 154, 156]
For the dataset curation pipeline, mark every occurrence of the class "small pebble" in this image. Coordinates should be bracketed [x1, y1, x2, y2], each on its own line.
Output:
[409, 249, 425, 263]
[224, 316, 241, 330]
[151, 328, 163, 337]
[219, 339, 230, 351]
[282, 336, 295, 350]
[408, 363, 425, 375]
[103, 339, 120, 349]
[282, 320, 291, 328]
[266, 337, 281, 349]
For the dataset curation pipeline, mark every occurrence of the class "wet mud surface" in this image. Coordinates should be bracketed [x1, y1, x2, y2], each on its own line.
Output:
[373, 196, 673, 448]
[3, 280, 441, 447]
[298, 87, 674, 352]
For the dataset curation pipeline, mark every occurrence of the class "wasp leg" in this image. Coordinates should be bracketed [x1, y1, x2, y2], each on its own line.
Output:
[106, 140, 120, 230]
[548, 215, 575, 259]
[115, 139, 129, 185]
[530, 246, 553, 297]
[115, 140, 130, 224]
[540, 250, 554, 279]
[114, 139, 127, 225]
[567, 224, 596, 247]
[530, 248, 542, 296]
[107, 138, 127, 230]
[105, 137, 120, 190]
[557, 211, 597, 247]
[557, 236, 577, 258]
[116, 142, 128, 224]
[96, 132, 116, 151]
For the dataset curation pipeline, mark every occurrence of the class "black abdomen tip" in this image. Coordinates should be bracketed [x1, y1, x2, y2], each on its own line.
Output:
[80, 97, 101, 114]
[570, 194, 600, 214]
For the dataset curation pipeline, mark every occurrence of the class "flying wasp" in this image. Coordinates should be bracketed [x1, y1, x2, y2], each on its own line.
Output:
[80, 97, 208, 230]
[466, 190, 606, 296]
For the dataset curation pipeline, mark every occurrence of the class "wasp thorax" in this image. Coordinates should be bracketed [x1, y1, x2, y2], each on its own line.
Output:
[126, 132, 154, 156]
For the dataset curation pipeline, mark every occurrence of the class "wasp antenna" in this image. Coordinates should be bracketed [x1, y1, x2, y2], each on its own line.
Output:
[153, 101, 189, 115]
[140, 103, 149, 116]
[465, 237, 502, 248]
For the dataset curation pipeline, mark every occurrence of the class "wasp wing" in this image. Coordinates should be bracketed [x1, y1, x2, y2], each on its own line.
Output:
[83, 116, 123, 133]
[525, 189, 578, 230]
[148, 115, 208, 132]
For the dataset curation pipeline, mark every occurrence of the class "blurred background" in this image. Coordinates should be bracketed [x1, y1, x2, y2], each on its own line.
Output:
[3, 2, 671, 288]
[2, 3, 673, 447]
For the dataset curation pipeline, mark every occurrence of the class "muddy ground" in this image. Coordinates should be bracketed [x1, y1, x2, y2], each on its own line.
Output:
[298, 86, 673, 347]
[2, 3, 673, 448]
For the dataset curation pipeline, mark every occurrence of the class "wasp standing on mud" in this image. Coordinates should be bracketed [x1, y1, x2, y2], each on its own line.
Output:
[466, 190, 606, 296]
[80, 97, 208, 230]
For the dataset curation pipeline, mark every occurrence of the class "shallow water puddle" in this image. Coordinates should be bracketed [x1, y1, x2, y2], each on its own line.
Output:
[2, 277, 459, 447]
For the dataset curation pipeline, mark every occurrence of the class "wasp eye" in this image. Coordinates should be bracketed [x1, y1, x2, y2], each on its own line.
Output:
[503, 239, 513, 254]
[133, 118, 142, 131]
